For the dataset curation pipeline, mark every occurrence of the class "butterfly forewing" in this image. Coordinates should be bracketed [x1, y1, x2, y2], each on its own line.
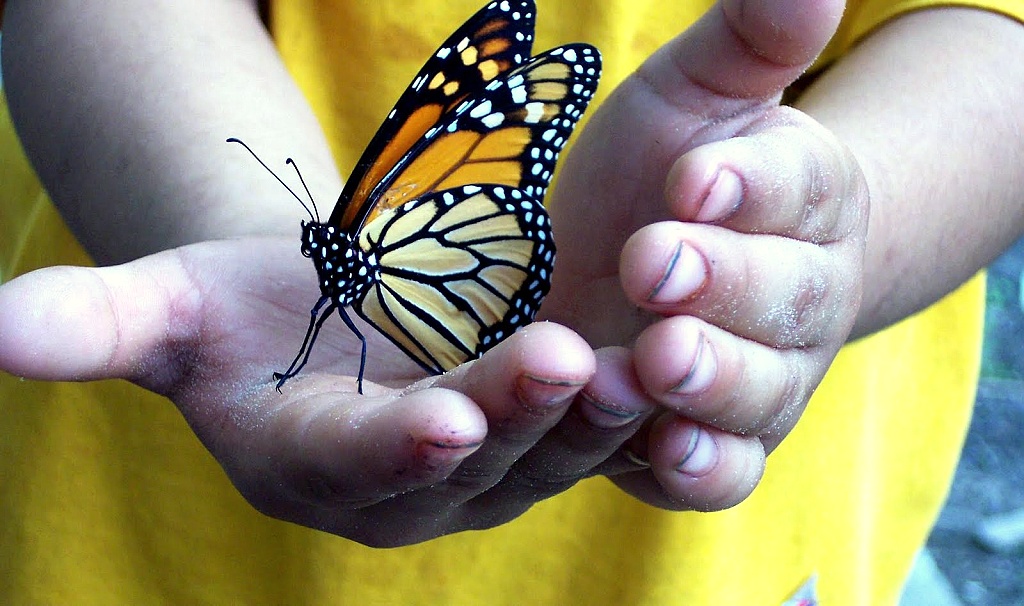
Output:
[332, 0, 537, 231]
[355, 44, 601, 229]
[354, 184, 554, 374]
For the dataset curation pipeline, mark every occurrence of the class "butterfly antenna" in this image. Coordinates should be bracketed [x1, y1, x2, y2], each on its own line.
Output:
[226, 137, 317, 223]
[286, 157, 321, 223]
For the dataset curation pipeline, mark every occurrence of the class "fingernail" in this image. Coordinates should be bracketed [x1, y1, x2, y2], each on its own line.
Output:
[417, 440, 481, 474]
[647, 242, 707, 304]
[669, 332, 716, 395]
[696, 167, 743, 223]
[517, 374, 585, 411]
[676, 427, 717, 477]
[578, 392, 643, 429]
[621, 446, 651, 468]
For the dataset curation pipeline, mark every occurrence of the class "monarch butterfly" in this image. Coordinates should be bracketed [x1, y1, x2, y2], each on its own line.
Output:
[231, 0, 601, 393]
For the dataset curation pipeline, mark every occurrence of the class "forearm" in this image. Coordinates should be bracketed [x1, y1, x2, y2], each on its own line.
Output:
[795, 7, 1024, 337]
[2, 0, 341, 264]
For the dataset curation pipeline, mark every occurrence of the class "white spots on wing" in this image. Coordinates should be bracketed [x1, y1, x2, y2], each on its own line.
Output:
[522, 102, 545, 124]
[469, 100, 493, 118]
[481, 113, 504, 128]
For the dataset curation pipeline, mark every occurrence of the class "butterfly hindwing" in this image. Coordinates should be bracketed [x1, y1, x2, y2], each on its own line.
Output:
[354, 184, 554, 373]
[332, 0, 538, 231]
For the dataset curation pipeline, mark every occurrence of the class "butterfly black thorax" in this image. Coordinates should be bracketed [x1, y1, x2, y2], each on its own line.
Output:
[301, 221, 376, 307]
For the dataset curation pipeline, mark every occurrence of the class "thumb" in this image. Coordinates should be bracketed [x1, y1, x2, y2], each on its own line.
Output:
[657, 0, 845, 104]
[0, 240, 302, 396]
[0, 255, 202, 388]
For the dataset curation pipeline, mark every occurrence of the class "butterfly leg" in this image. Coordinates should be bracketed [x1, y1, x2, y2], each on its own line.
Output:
[274, 295, 336, 391]
[337, 307, 367, 395]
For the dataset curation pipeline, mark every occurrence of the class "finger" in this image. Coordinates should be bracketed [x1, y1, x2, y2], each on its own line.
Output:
[613, 413, 766, 511]
[620, 220, 859, 348]
[427, 322, 597, 497]
[221, 387, 488, 520]
[632, 314, 816, 446]
[473, 347, 657, 506]
[664, 108, 869, 242]
[246, 323, 596, 532]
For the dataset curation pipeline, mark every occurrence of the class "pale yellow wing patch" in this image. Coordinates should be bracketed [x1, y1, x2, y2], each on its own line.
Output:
[354, 186, 550, 373]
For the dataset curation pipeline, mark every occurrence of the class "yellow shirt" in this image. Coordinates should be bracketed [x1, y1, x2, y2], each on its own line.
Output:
[0, 1, 1017, 603]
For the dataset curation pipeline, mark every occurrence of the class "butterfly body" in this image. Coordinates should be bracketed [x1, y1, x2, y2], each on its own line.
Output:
[240, 0, 601, 392]
[302, 223, 374, 307]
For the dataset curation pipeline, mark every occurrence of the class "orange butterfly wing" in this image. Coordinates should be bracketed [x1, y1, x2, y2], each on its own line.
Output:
[331, 0, 537, 231]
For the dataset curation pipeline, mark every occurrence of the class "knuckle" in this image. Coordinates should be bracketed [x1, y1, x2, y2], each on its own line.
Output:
[797, 149, 841, 244]
[784, 267, 831, 346]
[705, 351, 804, 436]
[765, 368, 805, 434]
